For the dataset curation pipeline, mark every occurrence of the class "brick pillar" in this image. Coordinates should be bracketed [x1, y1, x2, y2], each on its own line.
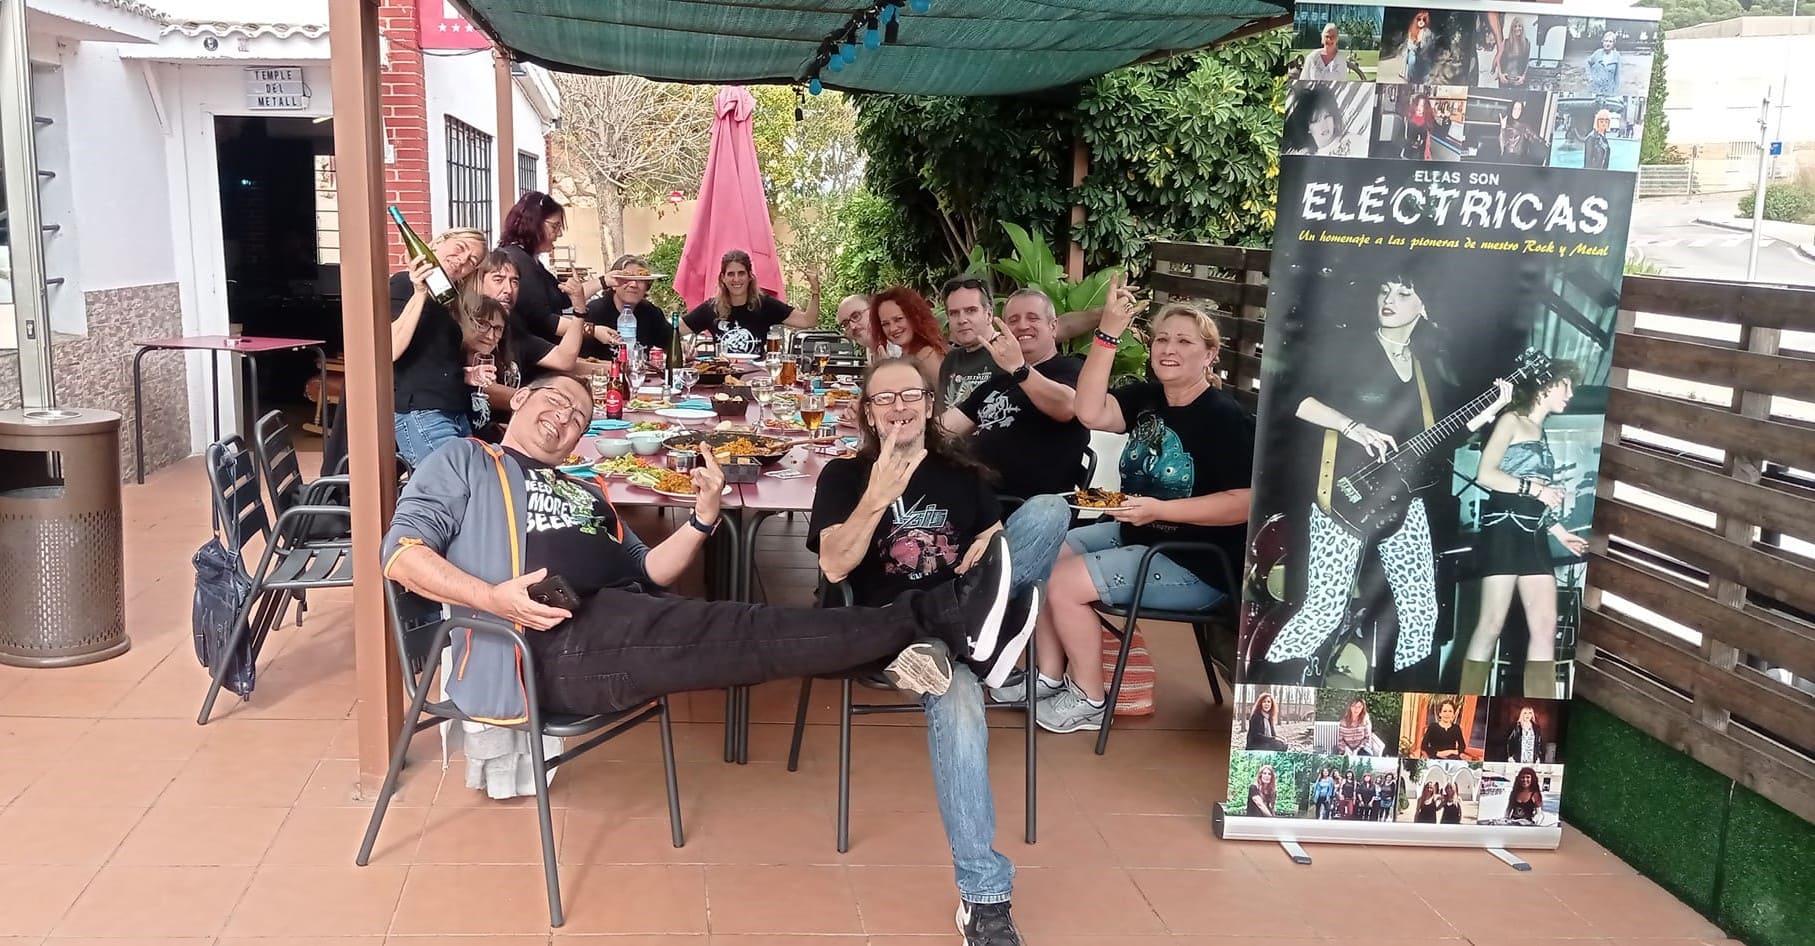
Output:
[378, 1, 429, 269]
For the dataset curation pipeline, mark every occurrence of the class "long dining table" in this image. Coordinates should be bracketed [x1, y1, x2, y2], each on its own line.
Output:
[567, 366, 855, 764]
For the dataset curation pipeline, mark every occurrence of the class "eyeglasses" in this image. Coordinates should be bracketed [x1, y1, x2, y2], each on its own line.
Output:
[534, 387, 586, 425]
[837, 311, 868, 329]
[864, 389, 931, 406]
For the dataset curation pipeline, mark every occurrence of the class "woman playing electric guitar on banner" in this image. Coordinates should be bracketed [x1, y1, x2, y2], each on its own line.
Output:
[1458, 364, 1589, 697]
[1256, 275, 1511, 685]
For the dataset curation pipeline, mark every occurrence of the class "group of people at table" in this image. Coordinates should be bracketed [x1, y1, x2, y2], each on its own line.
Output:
[372, 191, 1255, 946]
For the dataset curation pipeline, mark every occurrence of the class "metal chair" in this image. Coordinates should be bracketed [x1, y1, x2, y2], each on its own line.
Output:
[1092, 541, 1239, 756]
[251, 411, 352, 627]
[785, 576, 1038, 852]
[358, 580, 684, 928]
[196, 438, 355, 725]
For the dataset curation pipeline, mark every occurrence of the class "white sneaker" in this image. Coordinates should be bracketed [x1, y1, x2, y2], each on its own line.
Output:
[1035, 679, 1107, 734]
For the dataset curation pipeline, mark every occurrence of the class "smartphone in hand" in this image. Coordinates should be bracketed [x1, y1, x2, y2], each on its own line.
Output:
[526, 574, 583, 611]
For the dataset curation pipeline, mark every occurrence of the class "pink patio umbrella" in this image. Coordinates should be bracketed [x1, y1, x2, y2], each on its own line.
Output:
[673, 85, 786, 310]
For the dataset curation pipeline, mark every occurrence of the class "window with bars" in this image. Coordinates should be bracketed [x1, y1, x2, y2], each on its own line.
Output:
[445, 117, 493, 239]
[517, 150, 539, 199]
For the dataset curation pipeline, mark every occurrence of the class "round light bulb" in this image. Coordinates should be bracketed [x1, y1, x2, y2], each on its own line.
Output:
[840, 42, 857, 63]
[808, 78, 823, 95]
[864, 27, 881, 48]
[827, 56, 844, 73]
[909, 0, 930, 12]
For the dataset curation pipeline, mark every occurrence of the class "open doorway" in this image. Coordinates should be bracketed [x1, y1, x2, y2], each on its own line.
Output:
[214, 115, 341, 442]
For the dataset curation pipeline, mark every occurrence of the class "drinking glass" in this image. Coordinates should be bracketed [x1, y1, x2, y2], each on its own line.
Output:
[470, 353, 495, 416]
[678, 366, 700, 400]
[771, 391, 799, 426]
[801, 393, 827, 431]
[812, 341, 831, 377]
[750, 376, 775, 406]
[766, 326, 785, 356]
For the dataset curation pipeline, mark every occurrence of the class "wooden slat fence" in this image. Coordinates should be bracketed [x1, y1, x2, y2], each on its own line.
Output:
[1149, 241, 1815, 824]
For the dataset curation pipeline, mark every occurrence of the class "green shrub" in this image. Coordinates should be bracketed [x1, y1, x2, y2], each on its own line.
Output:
[1737, 183, 1815, 223]
[644, 233, 685, 314]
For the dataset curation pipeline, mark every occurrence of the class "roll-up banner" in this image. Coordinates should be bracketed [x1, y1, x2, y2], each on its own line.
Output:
[1216, 0, 1659, 850]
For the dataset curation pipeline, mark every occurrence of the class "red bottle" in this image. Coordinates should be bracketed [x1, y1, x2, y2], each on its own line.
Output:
[604, 363, 625, 420]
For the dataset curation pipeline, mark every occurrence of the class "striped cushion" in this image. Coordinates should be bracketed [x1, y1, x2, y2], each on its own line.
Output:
[1101, 626, 1156, 717]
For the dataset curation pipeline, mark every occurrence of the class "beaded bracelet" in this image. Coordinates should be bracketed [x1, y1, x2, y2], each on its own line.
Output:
[1093, 329, 1120, 348]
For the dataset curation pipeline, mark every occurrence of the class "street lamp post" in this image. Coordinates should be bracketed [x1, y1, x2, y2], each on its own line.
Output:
[1746, 92, 1771, 281]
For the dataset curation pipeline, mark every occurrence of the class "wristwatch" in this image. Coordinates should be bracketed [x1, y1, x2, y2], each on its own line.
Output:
[1009, 364, 1031, 384]
[688, 513, 719, 536]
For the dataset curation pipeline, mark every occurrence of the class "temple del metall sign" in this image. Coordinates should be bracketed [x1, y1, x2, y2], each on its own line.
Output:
[1218, 0, 1658, 857]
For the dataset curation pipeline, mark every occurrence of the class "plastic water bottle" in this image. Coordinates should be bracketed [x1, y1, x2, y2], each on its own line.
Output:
[617, 303, 639, 355]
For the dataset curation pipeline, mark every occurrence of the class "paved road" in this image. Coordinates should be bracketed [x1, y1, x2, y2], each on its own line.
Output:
[1629, 196, 1815, 287]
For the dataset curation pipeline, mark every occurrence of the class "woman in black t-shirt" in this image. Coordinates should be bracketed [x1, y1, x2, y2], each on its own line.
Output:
[1258, 273, 1510, 682]
[390, 228, 488, 465]
[1413, 781, 1440, 823]
[1244, 693, 1289, 751]
[1028, 290, 1254, 735]
[1439, 782, 1464, 824]
[681, 249, 818, 355]
[498, 191, 621, 360]
[1506, 766, 1544, 823]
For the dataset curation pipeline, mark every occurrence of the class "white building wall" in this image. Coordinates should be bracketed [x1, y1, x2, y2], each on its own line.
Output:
[60, 43, 178, 293]
[1664, 34, 1809, 145]
[423, 52, 551, 237]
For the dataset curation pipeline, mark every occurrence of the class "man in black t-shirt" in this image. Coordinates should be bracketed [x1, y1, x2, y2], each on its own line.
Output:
[941, 289, 1091, 500]
[583, 255, 674, 359]
[390, 228, 487, 465]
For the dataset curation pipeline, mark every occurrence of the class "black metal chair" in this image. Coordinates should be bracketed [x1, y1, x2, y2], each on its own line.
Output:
[251, 411, 352, 627]
[785, 576, 1038, 852]
[196, 438, 355, 725]
[358, 580, 684, 928]
[1092, 541, 1239, 756]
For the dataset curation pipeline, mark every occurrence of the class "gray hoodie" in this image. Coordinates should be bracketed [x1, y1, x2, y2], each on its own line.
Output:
[382, 437, 637, 723]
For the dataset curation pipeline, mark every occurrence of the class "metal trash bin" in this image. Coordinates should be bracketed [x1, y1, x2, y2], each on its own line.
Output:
[0, 408, 129, 667]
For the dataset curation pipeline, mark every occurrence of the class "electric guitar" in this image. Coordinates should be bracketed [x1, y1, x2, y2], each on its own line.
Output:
[1325, 348, 1553, 536]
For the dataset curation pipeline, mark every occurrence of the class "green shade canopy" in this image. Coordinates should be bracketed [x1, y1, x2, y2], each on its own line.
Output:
[458, 0, 1293, 96]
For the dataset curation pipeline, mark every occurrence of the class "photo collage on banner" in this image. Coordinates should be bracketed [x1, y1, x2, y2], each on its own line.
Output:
[1222, 0, 1654, 843]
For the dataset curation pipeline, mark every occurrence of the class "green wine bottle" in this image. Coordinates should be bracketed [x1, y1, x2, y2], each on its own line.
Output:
[388, 206, 458, 306]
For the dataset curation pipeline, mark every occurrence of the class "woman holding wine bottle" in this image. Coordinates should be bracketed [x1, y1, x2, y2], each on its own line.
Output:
[388, 220, 489, 465]
[498, 191, 621, 359]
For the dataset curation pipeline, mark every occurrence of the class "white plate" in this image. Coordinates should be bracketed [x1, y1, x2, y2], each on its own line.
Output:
[1067, 503, 1133, 513]
[657, 407, 718, 421]
[723, 352, 759, 362]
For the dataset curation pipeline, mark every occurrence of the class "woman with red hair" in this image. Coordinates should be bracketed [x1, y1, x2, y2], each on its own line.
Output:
[869, 286, 947, 382]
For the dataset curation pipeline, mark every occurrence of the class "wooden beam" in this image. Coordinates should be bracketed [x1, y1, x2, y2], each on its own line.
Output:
[1594, 497, 1815, 617]
[1607, 387, 1815, 472]
[1612, 333, 1815, 403]
[1620, 273, 1815, 330]
[495, 49, 516, 235]
[329, 0, 403, 784]
[1586, 551, 1815, 681]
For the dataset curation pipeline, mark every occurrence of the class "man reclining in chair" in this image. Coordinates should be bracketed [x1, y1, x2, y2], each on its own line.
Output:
[381, 371, 1036, 945]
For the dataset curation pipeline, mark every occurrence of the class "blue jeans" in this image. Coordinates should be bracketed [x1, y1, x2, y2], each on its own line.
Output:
[394, 409, 472, 466]
[1064, 521, 1225, 612]
[922, 664, 1014, 904]
[1003, 494, 1071, 594]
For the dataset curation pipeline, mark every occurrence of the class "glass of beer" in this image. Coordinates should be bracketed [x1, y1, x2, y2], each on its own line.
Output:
[777, 358, 797, 388]
[766, 326, 785, 356]
[812, 341, 831, 378]
[801, 393, 827, 431]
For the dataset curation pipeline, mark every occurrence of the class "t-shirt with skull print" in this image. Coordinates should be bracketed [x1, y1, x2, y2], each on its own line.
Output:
[1109, 381, 1255, 591]
[682, 295, 796, 356]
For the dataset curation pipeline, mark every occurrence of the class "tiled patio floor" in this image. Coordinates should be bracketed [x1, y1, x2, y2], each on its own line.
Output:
[0, 455, 1741, 945]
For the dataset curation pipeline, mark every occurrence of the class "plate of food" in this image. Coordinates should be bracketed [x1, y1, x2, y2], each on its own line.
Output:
[761, 417, 808, 433]
[592, 455, 655, 477]
[627, 397, 672, 412]
[625, 467, 732, 499]
[1069, 487, 1136, 512]
[662, 431, 791, 464]
[628, 420, 672, 433]
[823, 388, 859, 407]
